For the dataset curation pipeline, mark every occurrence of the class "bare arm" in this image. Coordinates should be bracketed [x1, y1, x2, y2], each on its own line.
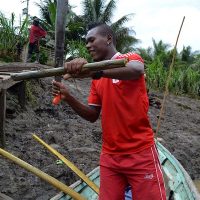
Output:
[52, 81, 100, 122]
[63, 93, 100, 122]
[101, 60, 144, 80]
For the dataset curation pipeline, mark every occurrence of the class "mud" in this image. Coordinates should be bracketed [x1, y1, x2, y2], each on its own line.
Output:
[0, 78, 199, 199]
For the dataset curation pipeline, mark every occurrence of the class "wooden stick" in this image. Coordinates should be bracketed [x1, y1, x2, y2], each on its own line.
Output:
[0, 89, 6, 148]
[11, 58, 127, 81]
[0, 148, 86, 200]
[54, 0, 68, 81]
[155, 16, 185, 139]
[33, 134, 99, 194]
[52, 0, 68, 104]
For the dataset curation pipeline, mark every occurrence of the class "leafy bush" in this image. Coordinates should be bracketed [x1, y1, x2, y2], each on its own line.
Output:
[0, 12, 29, 62]
[30, 49, 48, 64]
[67, 40, 92, 62]
[146, 60, 200, 97]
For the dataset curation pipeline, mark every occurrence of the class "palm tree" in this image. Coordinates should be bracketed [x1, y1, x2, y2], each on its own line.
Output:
[36, 0, 86, 50]
[136, 47, 153, 65]
[180, 46, 194, 64]
[81, 0, 139, 53]
[151, 39, 174, 68]
[152, 39, 170, 58]
[36, 0, 139, 57]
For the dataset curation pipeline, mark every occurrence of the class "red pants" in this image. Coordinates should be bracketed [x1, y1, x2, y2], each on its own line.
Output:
[99, 144, 166, 200]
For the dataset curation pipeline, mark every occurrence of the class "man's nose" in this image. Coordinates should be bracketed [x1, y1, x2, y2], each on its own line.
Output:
[86, 42, 91, 49]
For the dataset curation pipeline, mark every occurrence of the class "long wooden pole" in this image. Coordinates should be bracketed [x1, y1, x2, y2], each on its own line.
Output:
[54, 0, 68, 82]
[11, 58, 127, 81]
[155, 16, 185, 139]
[33, 134, 99, 194]
[52, 0, 68, 105]
[0, 148, 86, 200]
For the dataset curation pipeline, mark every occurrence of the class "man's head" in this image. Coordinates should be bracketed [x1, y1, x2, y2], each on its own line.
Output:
[33, 17, 39, 26]
[86, 22, 116, 61]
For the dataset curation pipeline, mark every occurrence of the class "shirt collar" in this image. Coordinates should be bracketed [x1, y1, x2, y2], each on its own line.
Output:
[111, 52, 121, 60]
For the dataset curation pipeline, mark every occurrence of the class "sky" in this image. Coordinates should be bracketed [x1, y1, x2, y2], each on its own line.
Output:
[1, 0, 200, 52]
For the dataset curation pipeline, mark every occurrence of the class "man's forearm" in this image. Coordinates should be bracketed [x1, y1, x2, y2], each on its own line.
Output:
[102, 61, 144, 80]
[63, 94, 99, 122]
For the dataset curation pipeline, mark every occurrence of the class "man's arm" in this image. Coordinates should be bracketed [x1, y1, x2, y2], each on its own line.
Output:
[100, 60, 144, 80]
[52, 81, 101, 122]
[63, 93, 101, 122]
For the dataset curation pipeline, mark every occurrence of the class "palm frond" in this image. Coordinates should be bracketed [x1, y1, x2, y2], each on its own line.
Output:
[94, 0, 104, 20]
[112, 14, 134, 29]
[82, 0, 96, 21]
[100, 0, 116, 23]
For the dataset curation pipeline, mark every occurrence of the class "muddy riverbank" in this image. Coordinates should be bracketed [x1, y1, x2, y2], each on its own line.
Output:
[0, 78, 199, 199]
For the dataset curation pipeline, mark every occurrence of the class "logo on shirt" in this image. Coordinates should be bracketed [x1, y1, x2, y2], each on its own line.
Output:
[144, 173, 154, 180]
[112, 79, 119, 83]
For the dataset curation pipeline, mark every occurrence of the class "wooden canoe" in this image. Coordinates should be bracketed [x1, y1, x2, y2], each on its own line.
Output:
[51, 141, 200, 200]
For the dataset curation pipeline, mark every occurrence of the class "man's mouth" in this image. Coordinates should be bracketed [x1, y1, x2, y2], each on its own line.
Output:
[89, 50, 96, 56]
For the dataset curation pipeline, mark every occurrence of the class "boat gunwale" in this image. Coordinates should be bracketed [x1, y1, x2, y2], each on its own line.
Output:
[50, 167, 100, 200]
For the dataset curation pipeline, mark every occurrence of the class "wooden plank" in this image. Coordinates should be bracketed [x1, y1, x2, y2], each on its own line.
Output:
[0, 89, 6, 148]
[0, 76, 20, 90]
[0, 72, 11, 76]
[0, 62, 51, 72]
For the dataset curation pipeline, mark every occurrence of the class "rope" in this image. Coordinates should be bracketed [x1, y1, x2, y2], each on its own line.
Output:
[155, 16, 185, 140]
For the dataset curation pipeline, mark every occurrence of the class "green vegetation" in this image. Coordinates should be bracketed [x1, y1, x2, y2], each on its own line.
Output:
[0, 12, 29, 62]
[138, 40, 200, 97]
[0, 0, 199, 97]
[36, 0, 138, 55]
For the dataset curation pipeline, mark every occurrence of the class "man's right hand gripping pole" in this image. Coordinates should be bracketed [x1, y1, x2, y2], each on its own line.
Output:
[52, 58, 87, 105]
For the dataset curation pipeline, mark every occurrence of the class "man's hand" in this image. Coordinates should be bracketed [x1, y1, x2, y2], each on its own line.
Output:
[64, 58, 88, 75]
[52, 81, 70, 101]
[63, 58, 96, 80]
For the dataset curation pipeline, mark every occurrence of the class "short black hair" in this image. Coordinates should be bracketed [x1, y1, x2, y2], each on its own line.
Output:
[87, 22, 116, 46]
[33, 18, 39, 26]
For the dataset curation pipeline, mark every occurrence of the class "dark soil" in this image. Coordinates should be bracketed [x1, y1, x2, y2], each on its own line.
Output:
[0, 78, 199, 199]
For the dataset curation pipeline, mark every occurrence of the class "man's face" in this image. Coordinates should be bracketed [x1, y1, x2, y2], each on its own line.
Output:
[86, 27, 109, 61]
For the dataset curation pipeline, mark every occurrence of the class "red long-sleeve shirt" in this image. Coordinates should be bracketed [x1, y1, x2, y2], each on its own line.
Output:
[29, 25, 47, 43]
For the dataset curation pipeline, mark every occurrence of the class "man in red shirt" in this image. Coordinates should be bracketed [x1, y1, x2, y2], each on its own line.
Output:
[53, 23, 166, 200]
[27, 18, 46, 63]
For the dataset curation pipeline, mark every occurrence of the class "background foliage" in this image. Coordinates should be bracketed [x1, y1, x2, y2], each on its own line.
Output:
[0, 0, 199, 97]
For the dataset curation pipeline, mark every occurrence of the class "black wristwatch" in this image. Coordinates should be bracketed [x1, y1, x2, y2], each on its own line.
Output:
[92, 70, 104, 80]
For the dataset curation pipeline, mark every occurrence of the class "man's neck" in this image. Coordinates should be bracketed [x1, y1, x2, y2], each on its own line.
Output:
[104, 49, 118, 60]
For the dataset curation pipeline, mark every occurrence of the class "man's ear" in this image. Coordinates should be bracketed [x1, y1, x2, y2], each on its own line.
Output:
[107, 34, 112, 45]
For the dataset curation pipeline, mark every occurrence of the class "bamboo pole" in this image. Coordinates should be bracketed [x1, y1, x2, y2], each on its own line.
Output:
[11, 58, 127, 81]
[0, 148, 86, 200]
[33, 134, 99, 194]
[155, 16, 185, 139]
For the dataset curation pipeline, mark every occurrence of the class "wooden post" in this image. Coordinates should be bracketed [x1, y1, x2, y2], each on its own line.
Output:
[0, 89, 6, 148]
[17, 81, 26, 109]
[54, 0, 68, 82]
